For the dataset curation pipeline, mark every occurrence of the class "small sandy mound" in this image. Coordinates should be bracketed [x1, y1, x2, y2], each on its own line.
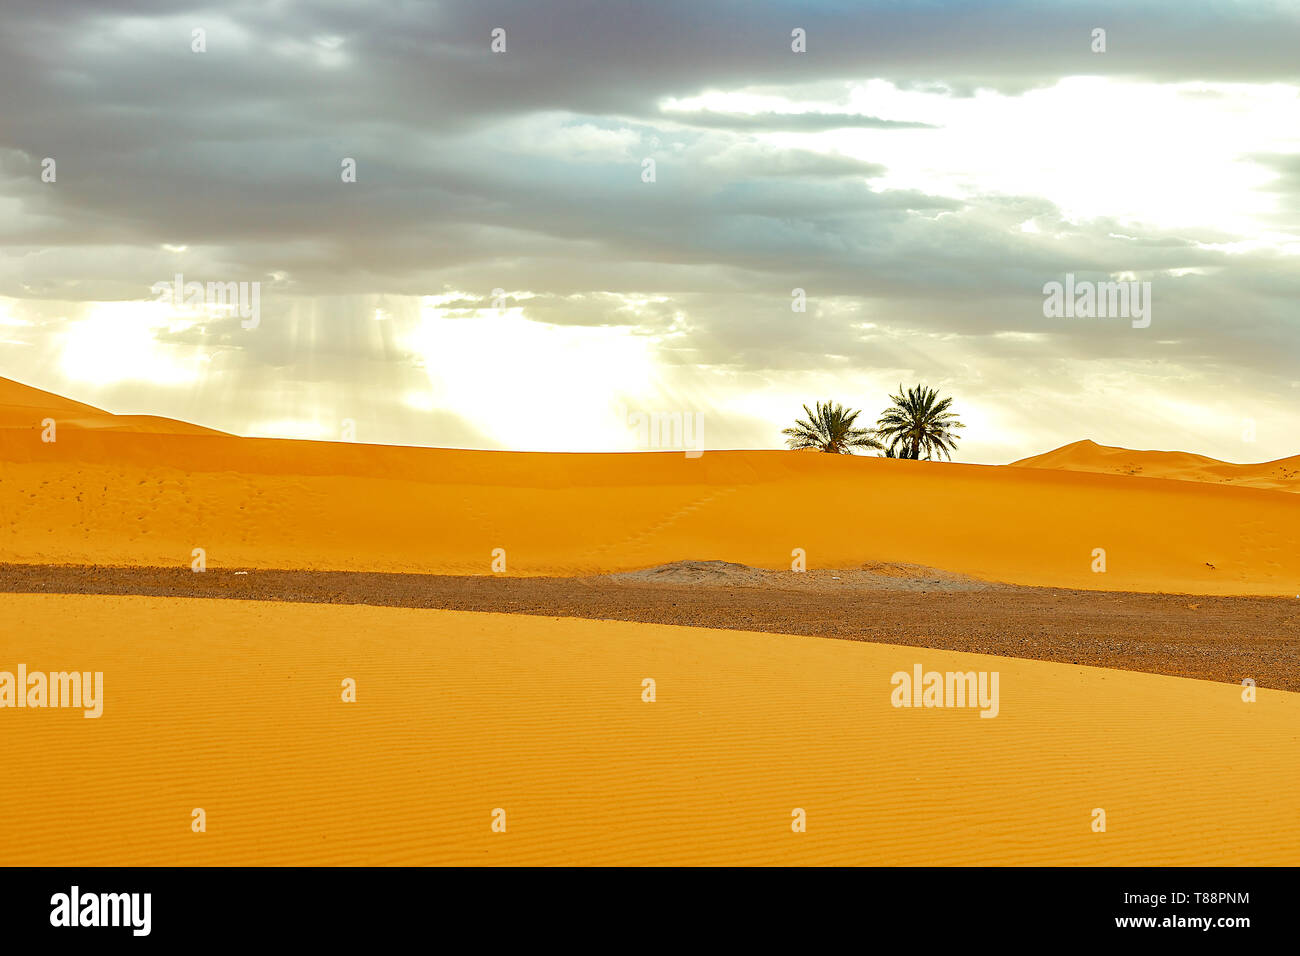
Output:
[607, 560, 766, 585]
[607, 559, 1006, 592]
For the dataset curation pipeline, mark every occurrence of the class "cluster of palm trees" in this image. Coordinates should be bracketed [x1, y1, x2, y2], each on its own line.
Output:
[782, 385, 964, 460]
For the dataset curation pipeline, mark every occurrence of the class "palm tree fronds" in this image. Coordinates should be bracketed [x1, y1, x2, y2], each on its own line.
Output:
[874, 384, 965, 461]
[782, 400, 883, 454]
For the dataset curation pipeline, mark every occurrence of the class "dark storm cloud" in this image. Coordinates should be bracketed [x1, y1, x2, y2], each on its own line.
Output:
[18, 0, 1290, 114]
[5, 0, 1298, 159]
[3, 0, 1295, 287]
[1, 0, 1298, 458]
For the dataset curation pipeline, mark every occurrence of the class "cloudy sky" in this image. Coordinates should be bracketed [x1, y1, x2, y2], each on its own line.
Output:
[1, 0, 1298, 462]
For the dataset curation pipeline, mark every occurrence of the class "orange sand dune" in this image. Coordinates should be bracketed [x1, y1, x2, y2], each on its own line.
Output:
[0, 375, 226, 436]
[3, 377, 1300, 594]
[1016, 438, 1300, 493]
[0, 594, 1294, 866]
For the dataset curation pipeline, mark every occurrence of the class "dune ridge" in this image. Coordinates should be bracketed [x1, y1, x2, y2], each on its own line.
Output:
[1015, 438, 1300, 493]
[0, 375, 226, 437]
[3, 377, 1300, 595]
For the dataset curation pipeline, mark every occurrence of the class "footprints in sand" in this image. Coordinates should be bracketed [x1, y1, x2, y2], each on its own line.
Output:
[588, 486, 742, 562]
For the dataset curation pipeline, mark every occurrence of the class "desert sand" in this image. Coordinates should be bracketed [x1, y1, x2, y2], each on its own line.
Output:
[0, 375, 226, 437]
[4, 376, 1300, 595]
[3, 377, 1298, 867]
[1, 593, 1295, 866]
[1015, 438, 1300, 494]
[3, 562, 1296, 690]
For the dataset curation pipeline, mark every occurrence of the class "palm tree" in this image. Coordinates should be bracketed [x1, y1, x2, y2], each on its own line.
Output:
[782, 401, 883, 454]
[875, 384, 964, 460]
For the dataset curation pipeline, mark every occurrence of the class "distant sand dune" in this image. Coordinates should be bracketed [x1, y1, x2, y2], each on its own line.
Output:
[4, 377, 1297, 868]
[3, 376, 1300, 594]
[0, 376, 227, 437]
[0, 594, 1294, 866]
[1015, 438, 1300, 493]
